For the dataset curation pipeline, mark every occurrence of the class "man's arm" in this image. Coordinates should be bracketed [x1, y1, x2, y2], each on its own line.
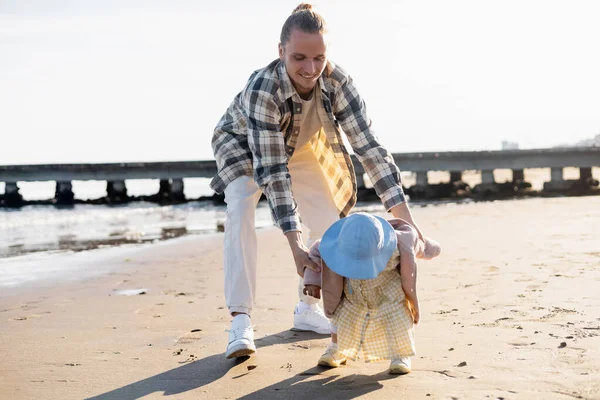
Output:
[332, 74, 410, 217]
[243, 89, 319, 276]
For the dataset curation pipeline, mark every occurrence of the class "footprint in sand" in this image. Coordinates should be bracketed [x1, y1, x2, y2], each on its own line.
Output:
[483, 266, 499, 276]
[525, 284, 544, 293]
[555, 346, 588, 365]
[175, 330, 203, 345]
[513, 276, 535, 283]
[508, 309, 529, 317]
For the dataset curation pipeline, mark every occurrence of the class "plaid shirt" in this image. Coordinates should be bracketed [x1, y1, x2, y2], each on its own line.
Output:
[210, 59, 405, 232]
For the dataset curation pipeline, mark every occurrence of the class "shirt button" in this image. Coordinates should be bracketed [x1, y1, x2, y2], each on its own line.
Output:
[296, 107, 301, 112]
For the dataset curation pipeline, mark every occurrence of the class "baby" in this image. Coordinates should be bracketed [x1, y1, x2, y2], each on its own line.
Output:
[303, 212, 441, 374]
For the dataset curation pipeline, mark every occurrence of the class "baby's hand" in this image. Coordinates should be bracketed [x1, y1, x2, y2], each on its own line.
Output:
[406, 297, 420, 325]
[303, 284, 321, 299]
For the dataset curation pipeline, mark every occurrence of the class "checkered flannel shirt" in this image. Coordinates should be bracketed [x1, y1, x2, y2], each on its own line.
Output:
[210, 59, 405, 232]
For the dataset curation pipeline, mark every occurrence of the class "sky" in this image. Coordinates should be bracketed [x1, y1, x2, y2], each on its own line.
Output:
[1, 0, 600, 165]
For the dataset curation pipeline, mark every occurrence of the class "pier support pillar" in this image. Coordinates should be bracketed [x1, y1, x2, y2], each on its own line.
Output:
[551, 167, 564, 182]
[579, 167, 592, 181]
[170, 178, 185, 202]
[155, 179, 186, 203]
[571, 167, 599, 191]
[355, 173, 365, 190]
[544, 167, 571, 191]
[449, 171, 462, 184]
[55, 181, 75, 205]
[2, 182, 24, 207]
[511, 168, 532, 190]
[107, 180, 128, 203]
[481, 170, 495, 185]
[416, 171, 428, 186]
[473, 170, 499, 195]
[407, 171, 434, 199]
[157, 179, 171, 201]
[512, 169, 524, 182]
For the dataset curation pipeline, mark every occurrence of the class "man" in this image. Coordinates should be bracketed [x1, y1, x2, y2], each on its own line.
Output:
[210, 3, 424, 359]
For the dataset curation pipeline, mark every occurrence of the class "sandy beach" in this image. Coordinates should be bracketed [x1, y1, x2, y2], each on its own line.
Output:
[1, 196, 599, 400]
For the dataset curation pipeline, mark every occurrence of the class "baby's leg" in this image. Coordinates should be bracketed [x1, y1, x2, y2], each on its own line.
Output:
[330, 320, 338, 344]
[317, 322, 346, 368]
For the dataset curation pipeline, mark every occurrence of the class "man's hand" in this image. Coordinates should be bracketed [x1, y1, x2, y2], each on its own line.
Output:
[303, 284, 321, 299]
[390, 202, 424, 241]
[285, 231, 320, 277]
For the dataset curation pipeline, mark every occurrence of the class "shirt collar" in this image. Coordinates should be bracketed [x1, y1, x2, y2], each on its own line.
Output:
[318, 61, 335, 96]
[277, 60, 297, 100]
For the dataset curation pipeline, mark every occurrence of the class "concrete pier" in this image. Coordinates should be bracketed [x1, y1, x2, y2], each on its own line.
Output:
[1, 147, 599, 205]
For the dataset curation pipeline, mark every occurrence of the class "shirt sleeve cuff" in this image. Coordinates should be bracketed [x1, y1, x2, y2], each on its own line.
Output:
[381, 185, 407, 211]
[279, 215, 302, 233]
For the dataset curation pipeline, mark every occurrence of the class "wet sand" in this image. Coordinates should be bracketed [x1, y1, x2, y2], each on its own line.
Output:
[1, 196, 599, 399]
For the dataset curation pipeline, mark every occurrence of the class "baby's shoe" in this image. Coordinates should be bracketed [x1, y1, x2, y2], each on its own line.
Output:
[389, 357, 411, 374]
[318, 342, 347, 368]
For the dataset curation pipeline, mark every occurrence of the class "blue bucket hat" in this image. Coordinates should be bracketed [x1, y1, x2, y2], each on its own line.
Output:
[319, 212, 398, 280]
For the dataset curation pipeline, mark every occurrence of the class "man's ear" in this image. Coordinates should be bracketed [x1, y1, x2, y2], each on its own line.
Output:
[278, 43, 284, 60]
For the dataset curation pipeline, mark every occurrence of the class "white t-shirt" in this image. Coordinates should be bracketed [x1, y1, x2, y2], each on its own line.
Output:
[295, 89, 323, 150]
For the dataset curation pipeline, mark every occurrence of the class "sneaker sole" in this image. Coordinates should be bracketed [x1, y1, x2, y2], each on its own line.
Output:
[291, 325, 330, 335]
[389, 365, 411, 375]
[318, 358, 347, 368]
[226, 345, 256, 359]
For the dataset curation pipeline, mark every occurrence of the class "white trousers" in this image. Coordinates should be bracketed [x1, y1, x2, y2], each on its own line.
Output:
[223, 144, 340, 316]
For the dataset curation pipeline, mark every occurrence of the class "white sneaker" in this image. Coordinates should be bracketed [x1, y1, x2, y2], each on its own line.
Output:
[389, 357, 412, 374]
[292, 303, 330, 335]
[225, 314, 256, 359]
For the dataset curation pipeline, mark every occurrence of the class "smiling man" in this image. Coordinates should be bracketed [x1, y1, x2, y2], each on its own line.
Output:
[210, 3, 425, 359]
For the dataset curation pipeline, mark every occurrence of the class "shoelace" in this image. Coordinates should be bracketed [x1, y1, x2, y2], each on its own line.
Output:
[324, 345, 340, 357]
[228, 326, 252, 341]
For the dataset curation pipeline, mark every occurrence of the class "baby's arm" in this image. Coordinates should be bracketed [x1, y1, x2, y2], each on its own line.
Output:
[400, 258, 420, 324]
[303, 241, 323, 299]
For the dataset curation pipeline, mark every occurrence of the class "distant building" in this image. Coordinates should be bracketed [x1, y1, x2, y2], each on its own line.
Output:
[573, 134, 600, 147]
[502, 141, 520, 150]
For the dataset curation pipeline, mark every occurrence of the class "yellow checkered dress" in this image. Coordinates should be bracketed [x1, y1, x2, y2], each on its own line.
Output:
[331, 250, 415, 362]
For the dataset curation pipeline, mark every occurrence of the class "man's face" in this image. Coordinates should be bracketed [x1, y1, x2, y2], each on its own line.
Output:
[279, 29, 327, 97]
